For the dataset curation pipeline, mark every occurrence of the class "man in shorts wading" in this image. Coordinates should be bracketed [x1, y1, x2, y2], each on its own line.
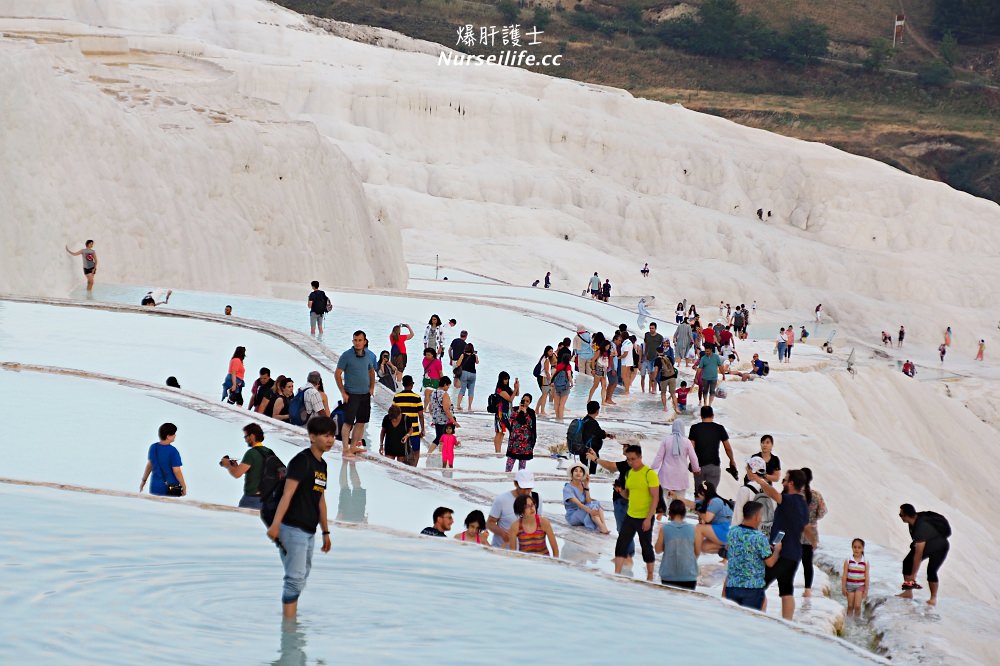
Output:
[308, 281, 329, 337]
[65, 240, 98, 291]
[336, 330, 377, 457]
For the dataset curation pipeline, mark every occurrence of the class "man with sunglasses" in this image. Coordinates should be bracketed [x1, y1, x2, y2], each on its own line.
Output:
[220, 422, 274, 509]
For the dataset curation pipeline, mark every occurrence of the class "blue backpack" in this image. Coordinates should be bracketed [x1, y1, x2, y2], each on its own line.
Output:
[566, 418, 590, 455]
[288, 388, 309, 426]
[552, 367, 570, 391]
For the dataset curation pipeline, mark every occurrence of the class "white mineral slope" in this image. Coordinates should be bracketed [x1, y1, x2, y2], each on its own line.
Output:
[2, 0, 999, 350]
[0, 16, 404, 298]
[721, 363, 996, 605]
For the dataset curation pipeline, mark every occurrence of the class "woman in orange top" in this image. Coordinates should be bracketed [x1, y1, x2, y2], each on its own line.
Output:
[223, 346, 247, 403]
[506, 494, 559, 557]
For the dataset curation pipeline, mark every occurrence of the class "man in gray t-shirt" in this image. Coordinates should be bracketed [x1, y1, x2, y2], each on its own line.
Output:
[336, 330, 377, 456]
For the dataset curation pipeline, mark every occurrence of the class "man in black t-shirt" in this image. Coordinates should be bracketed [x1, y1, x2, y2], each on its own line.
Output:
[266, 416, 335, 618]
[688, 405, 737, 492]
[421, 506, 454, 537]
[249, 367, 276, 416]
[751, 468, 809, 620]
[449, 331, 468, 387]
[578, 401, 615, 474]
[308, 280, 329, 337]
[898, 503, 950, 606]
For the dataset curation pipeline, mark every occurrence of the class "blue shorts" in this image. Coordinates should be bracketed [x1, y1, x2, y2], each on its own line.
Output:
[712, 522, 730, 544]
[726, 587, 765, 610]
[409, 435, 421, 452]
[678, 403, 688, 412]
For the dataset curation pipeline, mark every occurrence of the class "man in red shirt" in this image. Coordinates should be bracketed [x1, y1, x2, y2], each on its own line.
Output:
[702, 324, 716, 348]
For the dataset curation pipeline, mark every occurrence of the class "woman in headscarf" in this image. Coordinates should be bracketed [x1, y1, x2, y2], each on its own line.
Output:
[674, 318, 693, 368]
[651, 421, 701, 501]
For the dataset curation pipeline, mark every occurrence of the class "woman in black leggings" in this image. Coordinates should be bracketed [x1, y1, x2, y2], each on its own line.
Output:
[800, 467, 828, 598]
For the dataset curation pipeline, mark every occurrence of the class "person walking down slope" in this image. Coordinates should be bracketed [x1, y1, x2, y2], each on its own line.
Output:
[504, 395, 538, 472]
[939, 343, 947, 363]
[492, 372, 519, 454]
[65, 240, 98, 291]
[424, 315, 446, 359]
[815, 304, 822, 325]
[976, 339, 985, 361]
[641, 263, 650, 278]
[898, 325, 905, 348]
[674, 318, 693, 368]
[544, 271, 552, 289]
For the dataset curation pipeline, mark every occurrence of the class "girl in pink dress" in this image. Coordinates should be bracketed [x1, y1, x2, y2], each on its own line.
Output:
[440, 422, 458, 468]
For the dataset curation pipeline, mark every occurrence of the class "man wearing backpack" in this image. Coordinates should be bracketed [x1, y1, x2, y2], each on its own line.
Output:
[220, 423, 276, 510]
[307, 281, 330, 337]
[266, 416, 336, 619]
[653, 346, 679, 413]
[290, 371, 329, 426]
[569, 401, 615, 474]
[731, 457, 774, 533]
[898, 503, 950, 606]
[749, 468, 809, 620]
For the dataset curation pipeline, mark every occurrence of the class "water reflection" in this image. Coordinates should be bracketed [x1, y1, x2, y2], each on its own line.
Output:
[271, 618, 313, 666]
[336, 462, 367, 524]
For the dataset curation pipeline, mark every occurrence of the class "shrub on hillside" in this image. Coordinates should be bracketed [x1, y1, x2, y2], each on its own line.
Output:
[931, 0, 1000, 43]
[497, 0, 519, 24]
[863, 38, 894, 71]
[774, 18, 829, 66]
[917, 60, 955, 87]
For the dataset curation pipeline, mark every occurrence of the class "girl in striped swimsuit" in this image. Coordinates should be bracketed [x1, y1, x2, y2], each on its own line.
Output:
[507, 494, 559, 558]
[841, 538, 870, 617]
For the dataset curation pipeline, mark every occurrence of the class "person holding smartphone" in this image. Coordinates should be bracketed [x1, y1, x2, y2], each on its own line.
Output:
[748, 468, 809, 620]
[724, 501, 782, 610]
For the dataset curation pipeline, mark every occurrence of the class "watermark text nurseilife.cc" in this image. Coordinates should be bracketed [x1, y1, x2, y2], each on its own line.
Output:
[439, 23, 562, 67]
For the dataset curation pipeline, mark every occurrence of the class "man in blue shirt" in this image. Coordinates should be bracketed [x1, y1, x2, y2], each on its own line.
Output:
[750, 467, 810, 620]
[335, 330, 377, 456]
[725, 501, 782, 609]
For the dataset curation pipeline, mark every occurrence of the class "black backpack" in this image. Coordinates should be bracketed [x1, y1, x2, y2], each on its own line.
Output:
[532, 356, 544, 378]
[258, 450, 287, 525]
[257, 449, 286, 497]
[918, 511, 952, 539]
[487, 392, 500, 414]
[761, 361, 770, 377]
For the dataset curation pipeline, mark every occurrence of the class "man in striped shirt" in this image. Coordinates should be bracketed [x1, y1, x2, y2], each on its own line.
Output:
[392, 375, 425, 467]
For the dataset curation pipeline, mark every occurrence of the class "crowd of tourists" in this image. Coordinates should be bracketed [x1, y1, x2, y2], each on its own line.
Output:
[131, 276, 953, 622]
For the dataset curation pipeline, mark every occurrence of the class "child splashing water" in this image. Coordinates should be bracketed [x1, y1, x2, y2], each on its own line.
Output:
[440, 422, 458, 469]
[841, 538, 870, 618]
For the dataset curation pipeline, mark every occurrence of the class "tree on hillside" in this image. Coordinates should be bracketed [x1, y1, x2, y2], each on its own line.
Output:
[917, 60, 955, 87]
[932, 0, 1000, 43]
[775, 18, 829, 66]
[939, 31, 959, 66]
[498, 0, 520, 25]
[656, 0, 775, 60]
[863, 38, 894, 71]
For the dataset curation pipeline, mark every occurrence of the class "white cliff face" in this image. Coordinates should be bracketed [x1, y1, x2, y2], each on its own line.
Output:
[0, 8, 404, 297]
[3, 0, 997, 345]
